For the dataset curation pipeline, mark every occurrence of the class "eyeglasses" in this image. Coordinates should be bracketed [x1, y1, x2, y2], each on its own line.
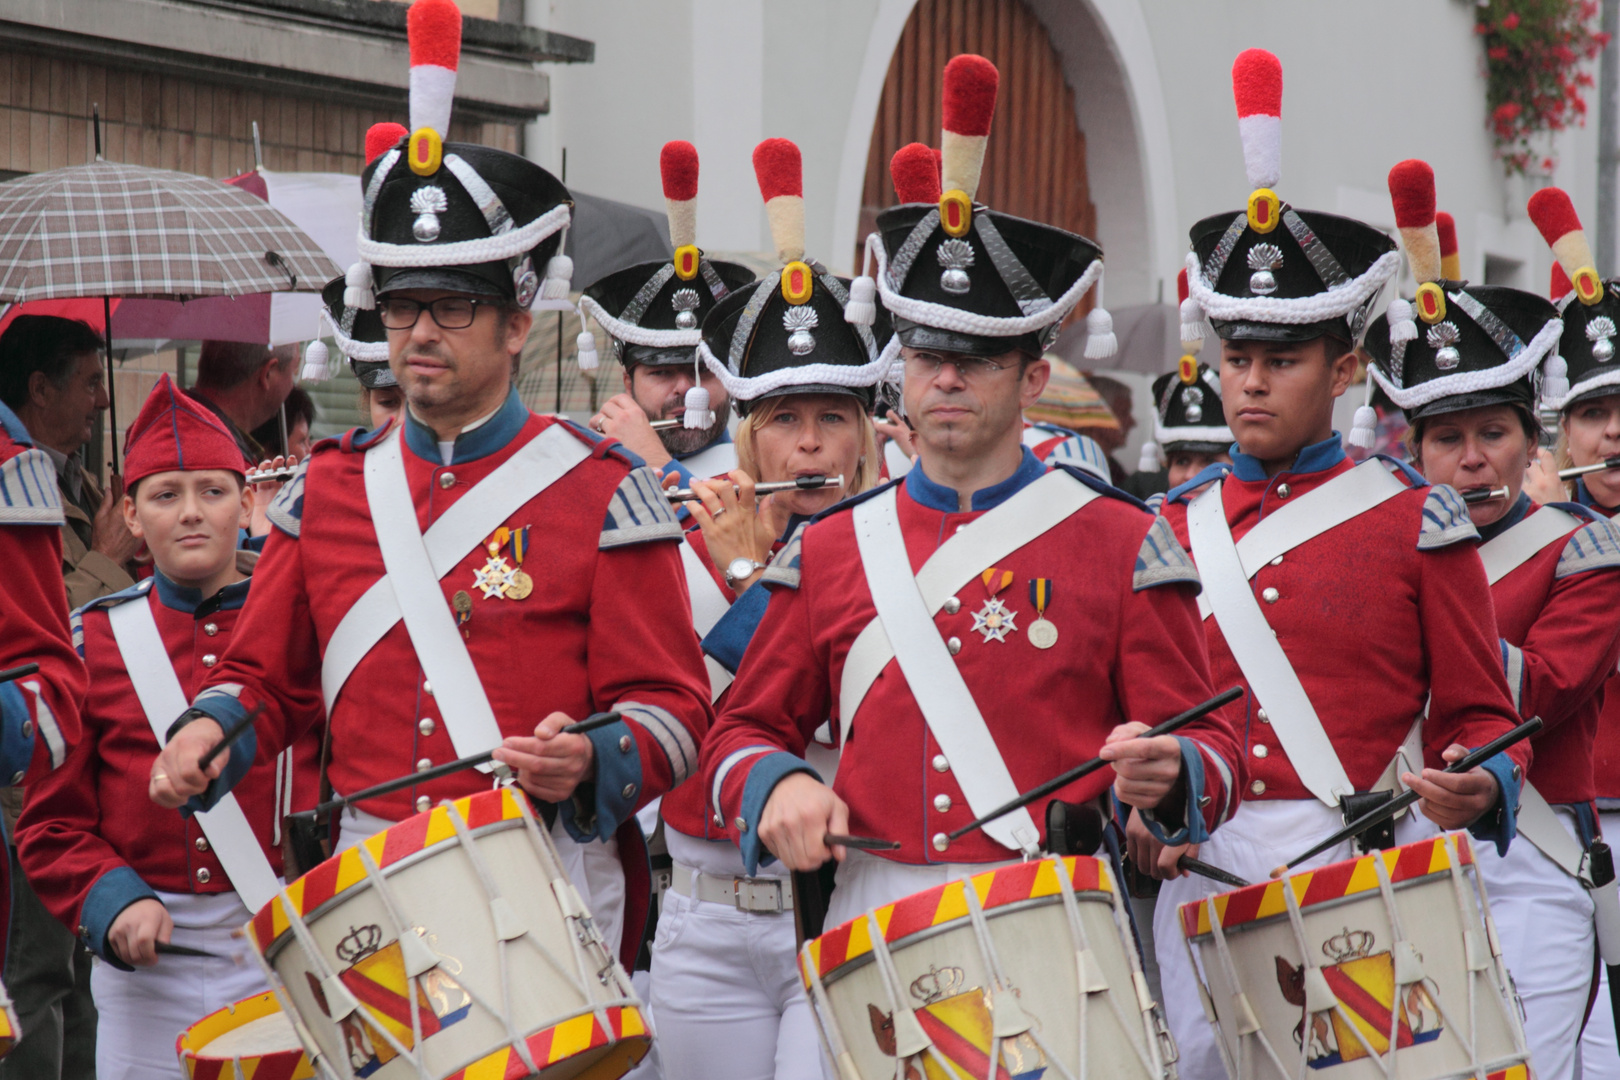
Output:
[903, 353, 1016, 380]
[377, 296, 492, 330]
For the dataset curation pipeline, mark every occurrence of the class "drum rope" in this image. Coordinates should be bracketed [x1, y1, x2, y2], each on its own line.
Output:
[798, 944, 864, 1080]
[1102, 862, 1172, 1078]
[244, 937, 342, 1080]
[1443, 834, 1526, 1079]
[1281, 874, 1393, 1078]
[864, 910, 959, 1080]
[1210, 895, 1294, 1080]
[1182, 919, 1239, 1080]
[959, 876, 1023, 1080]
[355, 847, 439, 1079]
[275, 883, 386, 1080]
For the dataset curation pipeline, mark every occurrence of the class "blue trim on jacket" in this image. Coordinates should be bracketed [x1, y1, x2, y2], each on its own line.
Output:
[1228, 432, 1345, 482]
[174, 694, 256, 815]
[904, 447, 1046, 513]
[80, 866, 160, 971]
[703, 582, 772, 674]
[1471, 751, 1522, 857]
[560, 719, 645, 843]
[0, 400, 33, 445]
[737, 751, 821, 875]
[1135, 736, 1213, 846]
[0, 682, 35, 785]
[402, 388, 528, 465]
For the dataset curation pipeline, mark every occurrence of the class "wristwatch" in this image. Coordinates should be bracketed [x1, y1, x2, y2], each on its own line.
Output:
[724, 557, 767, 587]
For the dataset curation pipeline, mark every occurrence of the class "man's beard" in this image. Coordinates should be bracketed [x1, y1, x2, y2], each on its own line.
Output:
[660, 398, 732, 457]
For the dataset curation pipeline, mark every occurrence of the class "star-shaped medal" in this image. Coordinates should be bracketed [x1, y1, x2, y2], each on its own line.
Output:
[971, 597, 1018, 643]
[474, 554, 517, 600]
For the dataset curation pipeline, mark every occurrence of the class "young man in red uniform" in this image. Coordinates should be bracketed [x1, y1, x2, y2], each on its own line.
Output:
[1365, 177, 1620, 1080]
[699, 56, 1239, 934]
[17, 376, 319, 1080]
[148, 0, 712, 966]
[1137, 74, 1532, 1079]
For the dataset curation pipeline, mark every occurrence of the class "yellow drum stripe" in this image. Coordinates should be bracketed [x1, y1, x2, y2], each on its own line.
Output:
[1097, 863, 1115, 895]
[549, 1014, 598, 1062]
[1252, 881, 1286, 921]
[286, 878, 307, 920]
[1428, 839, 1451, 874]
[360, 830, 389, 869]
[844, 913, 874, 962]
[332, 848, 367, 896]
[933, 881, 969, 926]
[461, 1049, 511, 1080]
[873, 904, 894, 938]
[1031, 860, 1061, 898]
[423, 806, 457, 847]
[620, 1007, 647, 1038]
[1346, 857, 1379, 896]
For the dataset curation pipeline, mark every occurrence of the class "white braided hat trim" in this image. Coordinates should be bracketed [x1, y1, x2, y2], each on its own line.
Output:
[868, 231, 1103, 336]
[1368, 317, 1563, 410]
[1154, 422, 1234, 446]
[319, 307, 390, 362]
[1185, 249, 1401, 325]
[356, 202, 571, 268]
[1543, 363, 1620, 412]
[698, 334, 900, 403]
[578, 294, 700, 349]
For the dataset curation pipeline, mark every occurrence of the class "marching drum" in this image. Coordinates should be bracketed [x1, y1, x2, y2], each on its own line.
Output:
[177, 991, 314, 1079]
[247, 787, 651, 1080]
[800, 855, 1173, 1080]
[1179, 833, 1531, 1080]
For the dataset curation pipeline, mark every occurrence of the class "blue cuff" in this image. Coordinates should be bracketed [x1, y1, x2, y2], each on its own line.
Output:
[0, 682, 36, 786]
[702, 581, 773, 674]
[561, 720, 644, 843]
[179, 696, 257, 815]
[737, 751, 820, 875]
[80, 867, 160, 971]
[1137, 736, 1210, 846]
[1468, 750, 1522, 857]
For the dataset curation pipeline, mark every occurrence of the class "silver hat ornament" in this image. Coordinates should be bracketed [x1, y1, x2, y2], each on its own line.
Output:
[410, 186, 449, 242]
[1247, 243, 1283, 296]
[1427, 321, 1461, 370]
[936, 238, 975, 295]
[783, 305, 819, 356]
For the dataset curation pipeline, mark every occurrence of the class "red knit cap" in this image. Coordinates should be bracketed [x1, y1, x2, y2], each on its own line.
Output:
[122, 374, 247, 486]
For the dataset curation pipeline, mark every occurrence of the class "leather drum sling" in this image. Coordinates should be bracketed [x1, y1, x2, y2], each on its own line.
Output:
[110, 594, 281, 912]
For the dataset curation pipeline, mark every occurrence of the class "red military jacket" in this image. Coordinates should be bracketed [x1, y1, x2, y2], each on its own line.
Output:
[16, 565, 321, 969]
[701, 451, 1241, 872]
[1157, 438, 1529, 822]
[1572, 481, 1620, 803]
[1479, 496, 1620, 806]
[0, 404, 83, 790]
[186, 391, 712, 850]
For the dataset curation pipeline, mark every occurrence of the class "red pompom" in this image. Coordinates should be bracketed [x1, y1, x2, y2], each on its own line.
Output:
[1177, 267, 1189, 305]
[1387, 160, 1436, 228]
[1552, 261, 1574, 299]
[942, 54, 999, 137]
[1528, 186, 1584, 244]
[752, 138, 802, 202]
[1231, 49, 1282, 118]
[408, 0, 462, 71]
[932, 148, 943, 176]
[365, 123, 407, 165]
[1435, 211, 1457, 258]
[890, 143, 942, 204]
[661, 141, 699, 202]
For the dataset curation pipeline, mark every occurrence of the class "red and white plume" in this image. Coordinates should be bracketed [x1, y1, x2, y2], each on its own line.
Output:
[753, 138, 804, 264]
[941, 54, 998, 200]
[891, 142, 942, 204]
[1388, 160, 1441, 284]
[408, 0, 461, 137]
[1551, 261, 1575, 304]
[1436, 212, 1460, 280]
[1232, 49, 1282, 190]
[661, 141, 700, 251]
[1528, 187, 1601, 305]
[365, 122, 408, 165]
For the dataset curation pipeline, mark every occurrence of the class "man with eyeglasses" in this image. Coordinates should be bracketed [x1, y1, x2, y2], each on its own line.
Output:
[700, 56, 1239, 932]
[148, 50, 711, 971]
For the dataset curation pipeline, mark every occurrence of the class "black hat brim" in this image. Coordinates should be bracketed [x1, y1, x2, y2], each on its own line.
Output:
[375, 267, 510, 299]
[894, 317, 1041, 359]
[351, 360, 398, 389]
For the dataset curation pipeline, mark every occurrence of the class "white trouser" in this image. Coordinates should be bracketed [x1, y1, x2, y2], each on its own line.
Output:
[1153, 800, 1438, 1080]
[338, 799, 627, 962]
[645, 830, 818, 1080]
[1478, 804, 1595, 1080]
[91, 890, 270, 1080]
[1580, 810, 1620, 1080]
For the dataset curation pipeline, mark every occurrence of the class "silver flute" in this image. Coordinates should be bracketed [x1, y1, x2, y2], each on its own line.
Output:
[666, 474, 843, 503]
[1559, 458, 1620, 479]
[1460, 485, 1511, 504]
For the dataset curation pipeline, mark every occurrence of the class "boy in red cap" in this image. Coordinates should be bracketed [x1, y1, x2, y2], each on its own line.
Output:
[16, 375, 319, 1080]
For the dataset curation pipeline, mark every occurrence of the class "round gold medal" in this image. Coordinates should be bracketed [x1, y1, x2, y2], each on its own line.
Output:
[1028, 618, 1058, 650]
[452, 590, 474, 615]
[507, 569, 534, 600]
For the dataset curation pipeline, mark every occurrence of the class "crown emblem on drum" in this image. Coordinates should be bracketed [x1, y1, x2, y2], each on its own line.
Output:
[336, 923, 385, 964]
[1323, 927, 1376, 963]
[909, 964, 966, 1004]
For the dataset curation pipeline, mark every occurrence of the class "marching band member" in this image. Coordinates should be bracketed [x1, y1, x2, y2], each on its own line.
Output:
[1527, 189, 1620, 1079]
[1137, 84, 1532, 1077]
[699, 56, 1239, 930]
[1139, 271, 1234, 507]
[1366, 177, 1620, 1080]
[640, 137, 888, 1080]
[147, 0, 712, 967]
[584, 142, 756, 494]
[16, 376, 317, 1080]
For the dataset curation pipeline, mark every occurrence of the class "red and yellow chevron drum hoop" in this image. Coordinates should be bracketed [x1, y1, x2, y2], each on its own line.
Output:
[250, 788, 650, 1080]
[1179, 833, 1532, 1080]
[802, 855, 1172, 1080]
[177, 991, 313, 1080]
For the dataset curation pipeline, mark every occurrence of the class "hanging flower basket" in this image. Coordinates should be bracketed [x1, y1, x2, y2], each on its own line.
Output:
[1476, 0, 1610, 174]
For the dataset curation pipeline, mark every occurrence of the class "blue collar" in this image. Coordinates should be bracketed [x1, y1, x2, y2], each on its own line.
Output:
[403, 388, 529, 466]
[153, 568, 251, 617]
[1477, 492, 1534, 543]
[905, 447, 1046, 513]
[0, 400, 33, 446]
[676, 428, 732, 459]
[1576, 478, 1620, 514]
[1229, 432, 1346, 482]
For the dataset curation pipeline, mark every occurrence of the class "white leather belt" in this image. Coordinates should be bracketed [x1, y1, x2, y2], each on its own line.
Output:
[669, 863, 793, 913]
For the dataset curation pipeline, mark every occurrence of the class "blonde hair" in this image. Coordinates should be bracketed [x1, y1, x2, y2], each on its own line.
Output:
[734, 394, 881, 497]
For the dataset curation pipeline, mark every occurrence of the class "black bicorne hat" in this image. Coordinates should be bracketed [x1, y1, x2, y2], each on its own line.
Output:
[582, 258, 757, 368]
[1185, 49, 1400, 347]
[351, 0, 572, 306]
[1526, 187, 1620, 411]
[1141, 361, 1233, 469]
[318, 275, 394, 389]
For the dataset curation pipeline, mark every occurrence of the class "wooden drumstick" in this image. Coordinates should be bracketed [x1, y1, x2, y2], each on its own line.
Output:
[1177, 856, 1250, 888]
[1270, 716, 1542, 878]
[824, 833, 900, 851]
[0, 662, 39, 685]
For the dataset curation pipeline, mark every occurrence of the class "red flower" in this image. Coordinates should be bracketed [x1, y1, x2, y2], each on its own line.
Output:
[1494, 102, 1523, 121]
[1489, 45, 1511, 59]
[1502, 11, 1521, 30]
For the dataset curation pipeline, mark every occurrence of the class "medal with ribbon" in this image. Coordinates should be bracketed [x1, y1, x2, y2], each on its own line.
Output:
[473, 526, 518, 600]
[971, 567, 1018, 643]
[507, 525, 534, 600]
[1028, 578, 1057, 649]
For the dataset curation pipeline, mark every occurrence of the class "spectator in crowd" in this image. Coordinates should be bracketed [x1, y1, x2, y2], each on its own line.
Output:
[185, 342, 298, 465]
[249, 385, 315, 461]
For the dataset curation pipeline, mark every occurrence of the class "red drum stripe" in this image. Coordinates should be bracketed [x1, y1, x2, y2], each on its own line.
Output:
[465, 789, 506, 828]
[300, 857, 342, 912]
[379, 813, 431, 868]
[983, 861, 1037, 910]
[887, 886, 945, 942]
[1301, 860, 1355, 907]
[1393, 839, 1436, 883]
